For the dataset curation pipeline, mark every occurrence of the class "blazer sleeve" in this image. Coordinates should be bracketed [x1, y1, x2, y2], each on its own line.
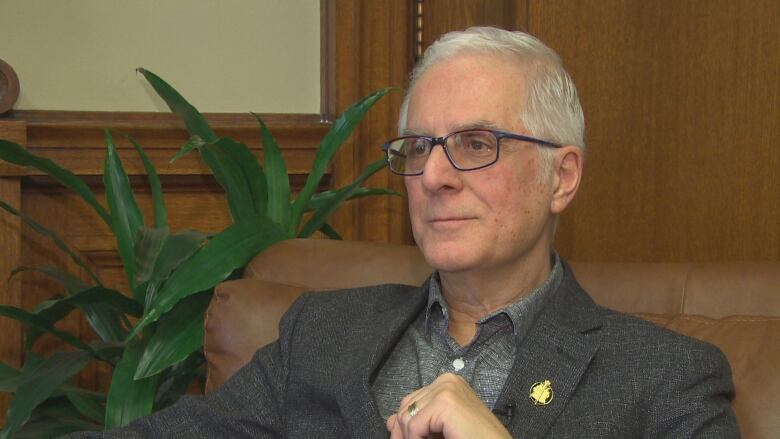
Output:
[62, 294, 310, 438]
[646, 343, 741, 438]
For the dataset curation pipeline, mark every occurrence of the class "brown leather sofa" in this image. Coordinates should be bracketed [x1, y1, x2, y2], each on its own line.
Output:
[204, 239, 780, 438]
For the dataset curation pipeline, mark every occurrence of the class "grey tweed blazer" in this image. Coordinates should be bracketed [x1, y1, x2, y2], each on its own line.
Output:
[69, 261, 739, 438]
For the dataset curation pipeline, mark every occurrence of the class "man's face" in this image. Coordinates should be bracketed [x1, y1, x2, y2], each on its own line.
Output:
[404, 53, 558, 276]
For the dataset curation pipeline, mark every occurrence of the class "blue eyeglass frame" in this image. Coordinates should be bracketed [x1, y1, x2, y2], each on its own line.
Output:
[380, 129, 562, 176]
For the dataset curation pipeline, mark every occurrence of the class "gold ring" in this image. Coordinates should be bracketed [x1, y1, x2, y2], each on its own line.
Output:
[408, 401, 420, 417]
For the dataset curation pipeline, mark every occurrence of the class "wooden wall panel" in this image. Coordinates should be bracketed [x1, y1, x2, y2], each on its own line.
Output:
[530, 0, 780, 262]
[421, 0, 527, 48]
[355, 0, 779, 263]
[0, 121, 24, 422]
[331, 0, 415, 244]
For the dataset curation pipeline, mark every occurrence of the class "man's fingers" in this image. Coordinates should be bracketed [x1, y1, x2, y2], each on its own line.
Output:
[386, 414, 397, 431]
[399, 385, 428, 414]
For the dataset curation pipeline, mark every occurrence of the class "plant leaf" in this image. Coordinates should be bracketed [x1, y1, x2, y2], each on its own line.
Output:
[32, 398, 104, 433]
[21, 353, 44, 372]
[198, 139, 255, 220]
[0, 200, 101, 285]
[134, 226, 169, 286]
[12, 420, 83, 439]
[57, 385, 107, 401]
[252, 113, 290, 229]
[88, 341, 126, 366]
[149, 231, 207, 281]
[126, 135, 167, 228]
[12, 268, 128, 345]
[0, 351, 93, 439]
[225, 141, 269, 220]
[64, 390, 105, 424]
[26, 295, 72, 350]
[299, 159, 388, 238]
[0, 362, 23, 392]
[127, 215, 287, 339]
[304, 187, 402, 212]
[13, 408, 103, 439]
[48, 286, 141, 318]
[199, 138, 268, 221]
[153, 351, 204, 411]
[137, 68, 217, 143]
[290, 87, 393, 232]
[104, 340, 159, 429]
[2, 356, 60, 415]
[142, 230, 207, 310]
[318, 223, 343, 240]
[134, 291, 212, 379]
[0, 140, 111, 226]
[170, 135, 206, 163]
[139, 68, 270, 221]
[0, 305, 98, 356]
[104, 129, 144, 296]
[10, 266, 90, 292]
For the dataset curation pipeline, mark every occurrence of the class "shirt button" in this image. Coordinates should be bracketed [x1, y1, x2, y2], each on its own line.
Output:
[452, 358, 465, 371]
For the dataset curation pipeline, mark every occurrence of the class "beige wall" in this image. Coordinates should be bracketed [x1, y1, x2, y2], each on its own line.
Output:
[0, 0, 320, 113]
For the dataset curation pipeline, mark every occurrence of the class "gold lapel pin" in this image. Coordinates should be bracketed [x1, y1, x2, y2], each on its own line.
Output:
[529, 380, 553, 405]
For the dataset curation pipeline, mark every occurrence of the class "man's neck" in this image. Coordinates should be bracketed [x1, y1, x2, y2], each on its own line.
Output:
[438, 248, 553, 345]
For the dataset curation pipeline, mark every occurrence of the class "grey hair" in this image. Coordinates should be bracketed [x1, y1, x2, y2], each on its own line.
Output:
[398, 27, 586, 161]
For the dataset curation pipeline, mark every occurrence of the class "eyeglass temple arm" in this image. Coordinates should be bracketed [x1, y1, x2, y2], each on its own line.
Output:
[503, 133, 562, 148]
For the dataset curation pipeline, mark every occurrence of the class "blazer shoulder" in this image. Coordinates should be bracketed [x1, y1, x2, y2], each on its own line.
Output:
[280, 283, 425, 345]
[597, 308, 731, 372]
[299, 283, 422, 314]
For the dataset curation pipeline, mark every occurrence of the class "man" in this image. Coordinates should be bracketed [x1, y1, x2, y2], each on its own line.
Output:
[70, 27, 739, 438]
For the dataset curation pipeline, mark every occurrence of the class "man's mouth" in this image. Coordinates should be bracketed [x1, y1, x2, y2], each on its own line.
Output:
[427, 216, 476, 224]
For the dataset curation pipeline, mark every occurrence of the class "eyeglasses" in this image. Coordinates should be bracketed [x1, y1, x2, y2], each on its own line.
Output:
[381, 129, 561, 176]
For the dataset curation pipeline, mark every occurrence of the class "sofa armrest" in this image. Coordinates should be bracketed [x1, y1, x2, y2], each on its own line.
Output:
[203, 278, 307, 394]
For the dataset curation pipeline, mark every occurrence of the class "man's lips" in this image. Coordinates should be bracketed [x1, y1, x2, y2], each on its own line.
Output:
[426, 216, 477, 223]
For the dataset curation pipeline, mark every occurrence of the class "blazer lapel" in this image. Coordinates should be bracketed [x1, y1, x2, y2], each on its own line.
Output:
[336, 283, 430, 438]
[494, 266, 604, 439]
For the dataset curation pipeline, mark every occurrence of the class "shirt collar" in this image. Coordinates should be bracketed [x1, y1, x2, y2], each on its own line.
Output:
[424, 252, 564, 340]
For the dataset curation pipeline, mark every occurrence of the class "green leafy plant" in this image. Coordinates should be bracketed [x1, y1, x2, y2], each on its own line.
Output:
[0, 69, 397, 437]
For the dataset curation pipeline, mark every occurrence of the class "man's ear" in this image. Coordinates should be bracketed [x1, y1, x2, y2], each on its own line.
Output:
[550, 146, 583, 214]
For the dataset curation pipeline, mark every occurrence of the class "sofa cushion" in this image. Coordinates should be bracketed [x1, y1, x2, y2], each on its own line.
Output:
[244, 239, 431, 289]
[683, 262, 780, 317]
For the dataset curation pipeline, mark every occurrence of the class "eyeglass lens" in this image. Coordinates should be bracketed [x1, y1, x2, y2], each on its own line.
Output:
[387, 130, 498, 174]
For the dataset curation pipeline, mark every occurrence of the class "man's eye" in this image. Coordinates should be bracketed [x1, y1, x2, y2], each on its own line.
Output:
[468, 140, 488, 151]
[460, 134, 494, 153]
[412, 140, 429, 155]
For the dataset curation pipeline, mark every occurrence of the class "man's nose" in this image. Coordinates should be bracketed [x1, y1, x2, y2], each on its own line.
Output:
[420, 144, 461, 190]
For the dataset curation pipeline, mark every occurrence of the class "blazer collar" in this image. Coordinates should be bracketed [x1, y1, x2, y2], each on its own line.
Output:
[494, 261, 604, 438]
[335, 281, 431, 438]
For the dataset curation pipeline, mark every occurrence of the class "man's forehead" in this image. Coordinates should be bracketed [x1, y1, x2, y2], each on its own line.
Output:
[402, 120, 505, 136]
[403, 53, 529, 135]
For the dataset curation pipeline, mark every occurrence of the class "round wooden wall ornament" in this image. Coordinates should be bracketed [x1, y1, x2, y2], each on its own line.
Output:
[0, 58, 20, 115]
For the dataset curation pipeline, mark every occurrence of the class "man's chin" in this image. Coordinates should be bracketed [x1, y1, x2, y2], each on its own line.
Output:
[421, 247, 481, 274]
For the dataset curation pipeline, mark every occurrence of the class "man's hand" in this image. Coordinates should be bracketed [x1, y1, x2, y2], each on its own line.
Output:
[385, 373, 512, 439]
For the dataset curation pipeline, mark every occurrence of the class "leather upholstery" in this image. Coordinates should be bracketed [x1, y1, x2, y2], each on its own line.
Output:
[204, 239, 780, 438]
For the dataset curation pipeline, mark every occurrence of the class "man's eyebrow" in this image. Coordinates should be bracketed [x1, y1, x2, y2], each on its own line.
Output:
[454, 120, 503, 131]
[401, 128, 426, 136]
